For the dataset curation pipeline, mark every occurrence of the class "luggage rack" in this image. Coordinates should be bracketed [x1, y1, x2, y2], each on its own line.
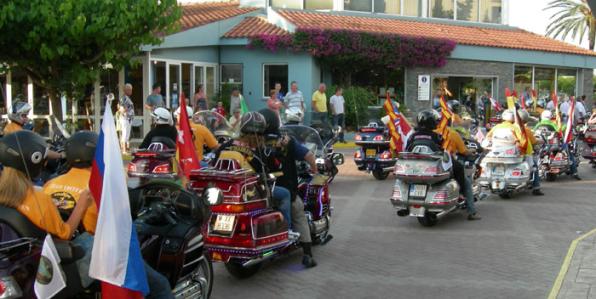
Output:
[190, 159, 258, 182]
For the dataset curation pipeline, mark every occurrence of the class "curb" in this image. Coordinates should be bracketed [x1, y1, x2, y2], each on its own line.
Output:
[548, 227, 596, 299]
[333, 142, 356, 149]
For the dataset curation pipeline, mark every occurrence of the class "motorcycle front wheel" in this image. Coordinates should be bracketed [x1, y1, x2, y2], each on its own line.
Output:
[196, 257, 214, 298]
[225, 260, 262, 279]
[417, 212, 438, 227]
[372, 169, 389, 180]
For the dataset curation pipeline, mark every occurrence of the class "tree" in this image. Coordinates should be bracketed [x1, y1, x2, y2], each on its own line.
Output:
[0, 0, 181, 120]
[545, 0, 596, 50]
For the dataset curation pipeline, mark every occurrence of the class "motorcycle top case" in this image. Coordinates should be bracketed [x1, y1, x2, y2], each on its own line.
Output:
[393, 152, 451, 184]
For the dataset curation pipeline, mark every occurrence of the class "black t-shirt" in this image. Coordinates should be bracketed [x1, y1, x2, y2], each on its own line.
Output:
[275, 137, 309, 201]
[139, 124, 178, 149]
[406, 129, 443, 152]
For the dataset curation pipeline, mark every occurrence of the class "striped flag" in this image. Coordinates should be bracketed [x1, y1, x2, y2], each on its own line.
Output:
[383, 93, 412, 153]
[563, 96, 576, 144]
[552, 92, 562, 135]
[89, 99, 149, 299]
[437, 95, 453, 149]
[177, 92, 200, 179]
[506, 88, 515, 110]
[513, 106, 531, 155]
[531, 89, 538, 111]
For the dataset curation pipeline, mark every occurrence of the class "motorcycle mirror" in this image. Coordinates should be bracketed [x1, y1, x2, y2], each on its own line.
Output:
[332, 153, 345, 165]
[204, 187, 223, 206]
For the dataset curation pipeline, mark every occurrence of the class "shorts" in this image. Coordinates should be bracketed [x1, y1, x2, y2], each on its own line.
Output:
[120, 118, 131, 143]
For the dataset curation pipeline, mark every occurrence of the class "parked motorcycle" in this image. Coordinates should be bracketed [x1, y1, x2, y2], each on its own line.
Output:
[581, 124, 596, 168]
[534, 126, 579, 181]
[0, 181, 213, 299]
[127, 137, 177, 181]
[354, 121, 396, 180]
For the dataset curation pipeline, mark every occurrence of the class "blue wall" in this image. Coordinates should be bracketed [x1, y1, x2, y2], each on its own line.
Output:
[151, 46, 219, 63]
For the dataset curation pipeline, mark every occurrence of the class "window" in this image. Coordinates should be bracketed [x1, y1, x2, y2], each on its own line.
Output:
[345, 0, 372, 12]
[169, 64, 180, 110]
[430, 0, 454, 19]
[305, 0, 333, 10]
[182, 63, 192, 100]
[374, 0, 400, 14]
[10, 69, 28, 102]
[124, 64, 144, 116]
[557, 69, 577, 97]
[535, 67, 555, 100]
[271, 0, 302, 9]
[263, 64, 288, 98]
[403, 0, 422, 16]
[457, 0, 478, 21]
[480, 0, 501, 23]
[220, 64, 242, 84]
[32, 82, 49, 115]
[152, 60, 167, 99]
[514, 66, 533, 98]
[206, 66, 216, 101]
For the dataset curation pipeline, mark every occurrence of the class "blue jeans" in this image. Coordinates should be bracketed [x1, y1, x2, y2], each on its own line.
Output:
[463, 176, 476, 215]
[272, 186, 292, 228]
[530, 156, 540, 188]
[333, 113, 345, 142]
[313, 112, 328, 124]
[562, 143, 578, 175]
[73, 233, 173, 299]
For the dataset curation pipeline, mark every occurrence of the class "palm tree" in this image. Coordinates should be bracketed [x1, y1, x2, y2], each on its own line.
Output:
[545, 0, 596, 50]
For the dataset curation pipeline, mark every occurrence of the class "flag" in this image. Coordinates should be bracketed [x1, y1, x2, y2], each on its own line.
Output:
[513, 106, 531, 155]
[474, 129, 485, 144]
[506, 88, 515, 110]
[89, 99, 149, 299]
[520, 95, 526, 110]
[34, 235, 66, 299]
[437, 94, 453, 149]
[383, 93, 412, 153]
[552, 92, 562, 134]
[531, 89, 538, 111]
[491, 97, 502, 112]
[240, 95, 249, 114]
[177, 92, 200, 179]
[563, 96, 576, 144]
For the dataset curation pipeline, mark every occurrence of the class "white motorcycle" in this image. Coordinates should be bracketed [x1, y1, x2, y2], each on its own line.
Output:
[477, 143, 532, 198]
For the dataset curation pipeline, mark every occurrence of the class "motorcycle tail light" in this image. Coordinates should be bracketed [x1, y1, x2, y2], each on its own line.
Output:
[505, 148, 515, 155]
[152, 163, 171, 174]
[394, 164, 406, 174]
[355, 134, 362, 141]
[511, 168, 522, 177]
[354, 150, 362, 159]
[373, 135, 384, 141]
[211, 201, 267, 213]
[127, 162, 137, 173]
[380, 151, 391, 159]
[554, 154, 563, 161]
[433, 190, 449, 200]
[0, 276, 23, 299]
[134, 152, 157, 157]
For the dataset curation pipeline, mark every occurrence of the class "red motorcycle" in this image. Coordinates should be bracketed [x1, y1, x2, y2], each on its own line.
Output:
[127, 137, 177, 181]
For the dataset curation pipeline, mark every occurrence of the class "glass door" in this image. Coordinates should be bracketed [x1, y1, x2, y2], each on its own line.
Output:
[168, 64, 180, 110]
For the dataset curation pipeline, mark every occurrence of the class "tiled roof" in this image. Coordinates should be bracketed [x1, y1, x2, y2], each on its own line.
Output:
[179, 1, 258, 32]
[223, 16, 289, 38]
[276, 10, 596, 57]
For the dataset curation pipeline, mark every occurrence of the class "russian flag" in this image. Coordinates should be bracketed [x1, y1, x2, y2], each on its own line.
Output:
[89, 97, 149, 298]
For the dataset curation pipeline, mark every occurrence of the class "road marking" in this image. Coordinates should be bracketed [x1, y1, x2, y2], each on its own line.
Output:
[548, 227, 596, 299]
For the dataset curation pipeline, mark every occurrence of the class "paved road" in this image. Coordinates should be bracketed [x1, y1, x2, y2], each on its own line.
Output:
[211, 152, 596, 299]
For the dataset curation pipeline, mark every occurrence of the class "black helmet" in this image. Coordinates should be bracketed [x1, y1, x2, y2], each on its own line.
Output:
[417, 110, 439, 131]
[258, 108, 280, 135]
[240, 111, 267, 135]
[65, 131, 98, 168]
[0, 130, 48, 179]
[447, 100, 460, 113]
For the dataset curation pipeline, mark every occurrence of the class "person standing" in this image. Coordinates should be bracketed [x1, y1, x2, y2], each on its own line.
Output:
[230, 88, 244, 116]
[285, 81, 305, 124]
[229, 109, 241, 136]
[311, 83, 328, 123]
[275, 82, 284, 103]
[145, 83, 164, 111]
[576, 95, 587, 122]
[193, 84, 208, 111]
[118, 83, 135, 154]
[330, 87, 346, 143]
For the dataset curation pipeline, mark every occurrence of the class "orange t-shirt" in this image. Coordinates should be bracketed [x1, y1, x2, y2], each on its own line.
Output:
[17, 187, 74, 240]
[44, 168, 97, 235]
[3, 122, 23, 135]
[190, 123, 218, 161]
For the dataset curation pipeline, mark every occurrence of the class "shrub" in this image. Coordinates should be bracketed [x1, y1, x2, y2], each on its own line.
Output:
[327, 86, 377, 130]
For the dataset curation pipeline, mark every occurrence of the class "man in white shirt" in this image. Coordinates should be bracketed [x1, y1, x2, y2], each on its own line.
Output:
[284, 81, 305, 123]
[575, 95, 587, 122]
[546, 98, 556, 111]
[330, 87, 346, 143]
[560, 97, 570, 123]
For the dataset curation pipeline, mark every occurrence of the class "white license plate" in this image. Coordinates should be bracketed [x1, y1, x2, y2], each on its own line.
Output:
[493, 166, 505, 176]
[213, 215, 236, 232]
[409, 206, 425, 217]
[409, 184, 427, 198]
[491, 181, 505, 191]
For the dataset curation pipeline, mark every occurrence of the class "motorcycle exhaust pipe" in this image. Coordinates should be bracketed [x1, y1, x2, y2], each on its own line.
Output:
[242, 254, 276, 268]
[383, 167, 395, 172]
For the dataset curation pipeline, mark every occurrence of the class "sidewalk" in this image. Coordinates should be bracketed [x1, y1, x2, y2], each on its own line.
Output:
[554, 230, 596, 298]
[333, 131, 356, 149]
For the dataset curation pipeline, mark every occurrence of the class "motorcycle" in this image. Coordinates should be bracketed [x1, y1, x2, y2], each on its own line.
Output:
[354, 120, 396, 180]
[127, 137, 177, 182]
[477, 142, 532, 198]
[281, 125, 344, 181]
[581, 124, 596, 168]
[188, 153, 333, 278]
[534, 126, 578, 181]
[0, 181, 213, 299]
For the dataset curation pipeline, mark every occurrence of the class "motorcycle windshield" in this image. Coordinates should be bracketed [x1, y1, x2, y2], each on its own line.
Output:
[280, 125, 324, 156]
[193, 110, 236, 138]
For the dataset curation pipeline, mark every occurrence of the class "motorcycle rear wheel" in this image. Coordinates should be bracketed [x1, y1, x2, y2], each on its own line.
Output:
[225, 260, 262, 279]
[417, 212, 438, 227]
[372, 170, 389, 180]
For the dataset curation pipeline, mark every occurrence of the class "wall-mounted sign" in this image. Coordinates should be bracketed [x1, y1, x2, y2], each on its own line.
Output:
[417, 75, 430, 101]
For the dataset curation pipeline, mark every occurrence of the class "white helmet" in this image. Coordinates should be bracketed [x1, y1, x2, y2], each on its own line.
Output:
[502, 109, 514, 122]
[518, 110, 530, 122]
[285, 107, 303, 123]
[174, 106, 193, 119]
[151, 107, 173, 125]
[541, 110, 553, 121]
[8, 101, 32, 124]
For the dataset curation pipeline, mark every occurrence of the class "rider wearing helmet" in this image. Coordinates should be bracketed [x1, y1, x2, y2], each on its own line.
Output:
[518, 110, 545, 195]
[175, 105, 219, 163]
[139, 107, 178, 149]
[3, 101, 32, 135]
[534, 110, 564, 132]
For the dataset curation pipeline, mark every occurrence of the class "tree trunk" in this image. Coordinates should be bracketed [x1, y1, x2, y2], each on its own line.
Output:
[48, 91, 63, 122]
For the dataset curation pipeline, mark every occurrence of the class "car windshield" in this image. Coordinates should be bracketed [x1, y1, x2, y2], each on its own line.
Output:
[280, 125, 324, 155]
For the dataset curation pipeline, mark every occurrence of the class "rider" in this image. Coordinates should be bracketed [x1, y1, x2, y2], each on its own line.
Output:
[42, 131, 174, 298]
[406, 110, 481, 221]
[139, 107, 178, 149]
[518, 110, 545, 196]
[3, 101, 32, 135]
[260, 107, 320, 268]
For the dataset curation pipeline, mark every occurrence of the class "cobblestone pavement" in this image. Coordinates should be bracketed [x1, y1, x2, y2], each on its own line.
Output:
[211, 152, 596, 299]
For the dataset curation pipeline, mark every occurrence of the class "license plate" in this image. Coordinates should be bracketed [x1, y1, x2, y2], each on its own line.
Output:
[408, 184, 427, 198]
[409, 206, 425, 217]
[491, 181, 505, 190]
[493, 166, 505, 176]
[213, 215, 235, 232]
[366, 149, 376, 158]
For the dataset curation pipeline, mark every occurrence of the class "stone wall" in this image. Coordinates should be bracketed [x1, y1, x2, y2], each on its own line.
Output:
[580, 68, 594, 109]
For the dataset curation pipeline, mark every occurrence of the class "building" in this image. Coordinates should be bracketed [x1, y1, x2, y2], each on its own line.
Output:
[1, 0, 594, 141]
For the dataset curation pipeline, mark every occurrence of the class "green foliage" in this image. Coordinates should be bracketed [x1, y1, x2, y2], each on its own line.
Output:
[326, 86, 377, 129]
[558, 76, 577, 95]
[545, 0, 596, 50]
[0, 0, 181, 118]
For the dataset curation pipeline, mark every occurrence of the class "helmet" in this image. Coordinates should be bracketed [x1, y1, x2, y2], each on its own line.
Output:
[502, 109, 515, 122]
[285, 107, 303, 123]
[151, 107, 173, 125]
[541, 110, 553, 121]
[0, 130, 48, 179]
[417, 110, 439, 131]
[259, 108, 280, 135]
[65, 131, 98, 168]
[8, 101, 32, 125]
[447, 100, 461, 113]
[240, 111, 266, 135]
[174, 106, 193, 119]
[518, 110, 530, 123]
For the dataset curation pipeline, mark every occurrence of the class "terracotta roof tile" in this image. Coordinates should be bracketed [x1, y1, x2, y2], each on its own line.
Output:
[179, 1, 258, 32]
[277, 10, 596, 57]
[223, 16, 289, 38]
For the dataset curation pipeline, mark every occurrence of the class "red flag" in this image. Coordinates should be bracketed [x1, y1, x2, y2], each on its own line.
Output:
[521, 95, 526, 110]
[383, 93, 412, 153]
[505, 88, 511, 97]
[563, 96, 576, 144]
[176, 92, 200, 179]
[512, 90, 518, 98]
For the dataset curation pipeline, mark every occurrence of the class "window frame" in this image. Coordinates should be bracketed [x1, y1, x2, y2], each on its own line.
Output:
[262, 63, 289, 98]
[219, 63, 243, 85]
